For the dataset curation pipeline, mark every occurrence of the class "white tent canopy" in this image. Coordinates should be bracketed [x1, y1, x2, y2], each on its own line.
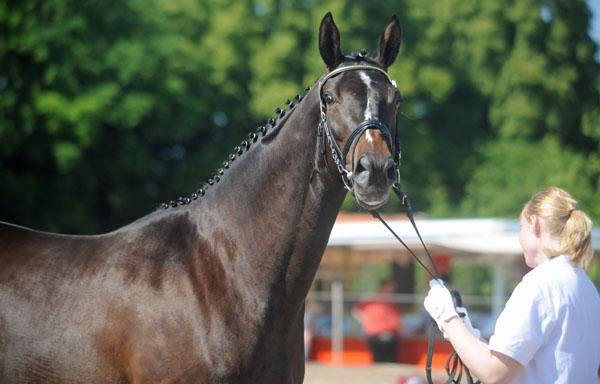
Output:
[328, 216, 600, 256]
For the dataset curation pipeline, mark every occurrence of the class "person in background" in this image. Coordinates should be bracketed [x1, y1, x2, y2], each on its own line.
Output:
[424, 187, 600, 383]
[354, 279, 403, 363]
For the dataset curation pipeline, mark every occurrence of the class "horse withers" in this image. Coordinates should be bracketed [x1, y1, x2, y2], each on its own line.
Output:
[0, 13, 402, 383]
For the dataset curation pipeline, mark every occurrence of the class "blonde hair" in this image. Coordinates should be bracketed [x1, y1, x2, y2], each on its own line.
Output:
[521, 187, 593, 269]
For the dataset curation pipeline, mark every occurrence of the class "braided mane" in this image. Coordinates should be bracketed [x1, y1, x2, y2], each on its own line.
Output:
[158, 84, 314, 210]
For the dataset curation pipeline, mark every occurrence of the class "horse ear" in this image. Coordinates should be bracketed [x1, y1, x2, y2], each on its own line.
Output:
[372, 15, 402, 70]
[319, 12, 344, 70]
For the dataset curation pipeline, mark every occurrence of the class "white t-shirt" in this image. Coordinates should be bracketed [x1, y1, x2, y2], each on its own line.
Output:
[489, 255, 600, 383]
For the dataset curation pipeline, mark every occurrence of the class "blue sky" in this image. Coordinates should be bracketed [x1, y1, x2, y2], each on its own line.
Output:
[589, 0, 600, 61]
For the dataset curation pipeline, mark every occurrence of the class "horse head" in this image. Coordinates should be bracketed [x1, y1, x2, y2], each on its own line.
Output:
[318, 12, 402, 210]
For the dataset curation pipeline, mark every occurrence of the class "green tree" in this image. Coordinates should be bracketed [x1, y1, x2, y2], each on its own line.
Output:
[0, 0, 258, 233]
[1, 0, 599, 235]
[459, 0, 600, 219]
[370, 0, 600, 219]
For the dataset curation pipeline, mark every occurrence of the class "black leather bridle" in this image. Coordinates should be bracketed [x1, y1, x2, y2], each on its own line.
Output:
[317, 64, 401, 192]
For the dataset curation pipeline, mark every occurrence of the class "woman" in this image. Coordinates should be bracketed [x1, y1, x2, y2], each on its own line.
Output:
[424, 187, 600, 383]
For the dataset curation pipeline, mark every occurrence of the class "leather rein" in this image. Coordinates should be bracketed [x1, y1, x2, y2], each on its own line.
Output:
[371, 189, 481, 384]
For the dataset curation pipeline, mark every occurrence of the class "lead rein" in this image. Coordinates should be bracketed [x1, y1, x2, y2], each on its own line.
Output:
[370, 182, 480, 384]
[370, 182, 442, 279]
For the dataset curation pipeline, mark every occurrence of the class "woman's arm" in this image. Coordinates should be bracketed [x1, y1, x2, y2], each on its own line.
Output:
[441, 316, 523, 384]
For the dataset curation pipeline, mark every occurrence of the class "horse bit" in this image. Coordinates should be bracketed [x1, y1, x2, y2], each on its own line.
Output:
[317, 64, 402, 192]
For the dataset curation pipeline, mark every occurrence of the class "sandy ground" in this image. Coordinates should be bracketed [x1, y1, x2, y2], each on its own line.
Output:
[304, 362, 448, 384]
[304, 363, 600, 384]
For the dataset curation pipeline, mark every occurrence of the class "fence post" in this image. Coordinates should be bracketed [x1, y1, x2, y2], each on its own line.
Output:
[331, 279, 344, 365]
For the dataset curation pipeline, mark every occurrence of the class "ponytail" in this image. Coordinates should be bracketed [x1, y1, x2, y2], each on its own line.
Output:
[560, 208, 593, 269]
[522, 187, 594, 269]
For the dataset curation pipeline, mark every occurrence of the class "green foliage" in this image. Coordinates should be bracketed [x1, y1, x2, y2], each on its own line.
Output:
[395, 0, 600, 220]
[452, 264, 494, 297]
[1, 0, 599, 234]
[461, 136, 600, 219]
[1, 0, 250, 233]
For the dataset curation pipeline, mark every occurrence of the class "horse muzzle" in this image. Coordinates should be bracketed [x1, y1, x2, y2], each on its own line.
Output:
[351, 154, 396, 210]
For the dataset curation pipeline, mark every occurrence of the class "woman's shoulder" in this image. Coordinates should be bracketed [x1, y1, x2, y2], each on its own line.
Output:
[522, 256, 575, 285]
[511, 262, 566, 307]
[519, 256, 600, 310]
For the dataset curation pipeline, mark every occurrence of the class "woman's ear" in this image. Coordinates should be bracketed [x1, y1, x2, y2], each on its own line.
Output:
[532, 215, 542, 237]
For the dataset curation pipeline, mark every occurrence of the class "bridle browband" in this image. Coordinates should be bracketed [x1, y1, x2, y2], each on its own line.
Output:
[317, 64, 401, 192]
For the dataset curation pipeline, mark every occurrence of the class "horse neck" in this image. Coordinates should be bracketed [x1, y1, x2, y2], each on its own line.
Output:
[192, 88, 347, 309]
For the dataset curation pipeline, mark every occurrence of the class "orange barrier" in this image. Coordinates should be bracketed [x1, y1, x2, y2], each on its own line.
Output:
[309, 337, 454, 368]
[398, 338, 454, 368]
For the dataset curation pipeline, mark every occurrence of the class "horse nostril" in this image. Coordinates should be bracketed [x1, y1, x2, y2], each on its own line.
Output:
[384, 158, 396, 182]
[356, 157, 368, 174]
[353, 155, 371, 185]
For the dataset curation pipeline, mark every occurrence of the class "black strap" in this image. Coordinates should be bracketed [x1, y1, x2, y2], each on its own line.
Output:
[317, 118, 340, 181]
[426, 319, 437, 384]
[391, 182, 442, 278]
[370, 183, 442, 280]
[371, 210, 438, 279]
[341, 119, 393, 164]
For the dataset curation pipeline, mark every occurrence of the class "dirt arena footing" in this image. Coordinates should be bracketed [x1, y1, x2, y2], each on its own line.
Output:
[304, 362, 450, 384]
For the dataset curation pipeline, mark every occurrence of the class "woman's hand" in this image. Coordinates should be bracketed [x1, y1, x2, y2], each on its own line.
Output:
[424, 279, 458, 323]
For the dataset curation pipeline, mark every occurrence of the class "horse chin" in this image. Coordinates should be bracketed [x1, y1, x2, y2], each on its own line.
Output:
[354, 193, 390, 211]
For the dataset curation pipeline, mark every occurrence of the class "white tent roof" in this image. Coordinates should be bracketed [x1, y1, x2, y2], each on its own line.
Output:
[327, 215, 600, 256]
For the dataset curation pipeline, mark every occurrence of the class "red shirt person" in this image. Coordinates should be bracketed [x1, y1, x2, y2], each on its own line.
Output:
[354, 280, 402, 362]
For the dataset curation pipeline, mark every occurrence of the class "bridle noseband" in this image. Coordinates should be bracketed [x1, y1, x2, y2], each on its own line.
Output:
[317, 64, 401, 192]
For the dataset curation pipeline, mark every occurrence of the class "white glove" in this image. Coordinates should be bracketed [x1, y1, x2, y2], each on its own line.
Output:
[456, 306, 481, 340]
[423, 279, 458, 323]
[424, 279, 482, 340]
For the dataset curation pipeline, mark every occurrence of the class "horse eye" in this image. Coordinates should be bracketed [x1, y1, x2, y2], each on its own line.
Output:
[323, 93, 335, 105]
[394, 92, 403, 107]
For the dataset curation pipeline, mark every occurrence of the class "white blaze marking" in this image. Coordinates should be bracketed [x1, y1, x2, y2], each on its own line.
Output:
[359, 72, 378, 143]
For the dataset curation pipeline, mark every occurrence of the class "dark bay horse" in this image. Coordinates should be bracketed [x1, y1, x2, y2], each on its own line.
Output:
[0, 13, 402, 383]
